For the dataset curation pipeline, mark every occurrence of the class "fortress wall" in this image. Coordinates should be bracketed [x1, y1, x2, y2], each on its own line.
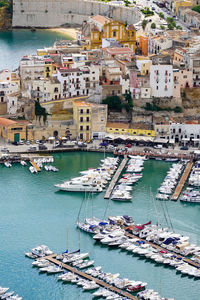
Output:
[12, 0, 141, 27]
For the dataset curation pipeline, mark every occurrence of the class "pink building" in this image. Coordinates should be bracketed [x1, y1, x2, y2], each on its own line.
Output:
[173, 68, 193, 99]
[129, 70, 142, 99]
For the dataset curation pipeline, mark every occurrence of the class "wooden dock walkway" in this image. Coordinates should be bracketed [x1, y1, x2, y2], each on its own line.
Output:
[45, 255, 137, 300]
[104, 157, 128, 199]
[125, 231, 200, 269]
[171, 160, 193, 201]
[29, 159, 41, 172]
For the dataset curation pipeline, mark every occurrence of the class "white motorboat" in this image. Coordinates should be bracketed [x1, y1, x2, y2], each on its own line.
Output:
[20, 160, 27, 166]
[4, 161, 12, 168]
[82, 281, 99, 290]
[0, 287, 9, 296]
[54, 181, 103, 192]
[46, 265, 63, 274]
[76, 260, 95, 269]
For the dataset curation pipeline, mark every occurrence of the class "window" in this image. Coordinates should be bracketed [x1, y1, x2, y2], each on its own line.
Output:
[101, 117, 104, 121]
[80, 126, 83, 131]
[183, 75, 187, 78]
[80, 109, 83, 114]
[80, 133, 83, 139]
[118, 90, 120, 94]
[86, 125, 89, 131]
[12, 101, 15, 106]
[86, 117, 89, 122]
[179, 128, 181, 133]
[112, 90, 115, 95]
[86, 109, 90, 114]
[165, 85, 167, 90]
[156, 86, 158, 90]
[113, 31, 116, 37]
[165, 70, 168, 75]
[80, 117, 83, 122]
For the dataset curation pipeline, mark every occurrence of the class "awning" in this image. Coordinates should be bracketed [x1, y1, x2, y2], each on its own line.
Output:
[182, 138, 190, 141]
[48, 136, 55, 140]
[192, 138, 200, 142]
[169, 139, 175, 144]
[61, 137, 68, 140]
[154, 138, 168, 144]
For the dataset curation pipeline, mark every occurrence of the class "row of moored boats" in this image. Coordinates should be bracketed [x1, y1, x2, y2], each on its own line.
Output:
[0, 287, 22, 300]
[156, 163, 184, 200]
[77, 215, 200, 278]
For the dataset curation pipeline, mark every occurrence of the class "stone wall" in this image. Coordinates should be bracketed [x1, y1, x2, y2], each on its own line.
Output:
[12, 0, 141, 27]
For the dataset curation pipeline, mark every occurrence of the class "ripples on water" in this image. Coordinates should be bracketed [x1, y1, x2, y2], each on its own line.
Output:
[0, 152, 199, 300]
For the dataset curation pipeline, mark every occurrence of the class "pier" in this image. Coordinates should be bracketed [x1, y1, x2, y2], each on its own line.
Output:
[45, 255, 137, 300]
[171, 160, 193, 201]
[104, 157, 128, 199]
[125, 231, 200, 269]
[29, 159, 41, 172]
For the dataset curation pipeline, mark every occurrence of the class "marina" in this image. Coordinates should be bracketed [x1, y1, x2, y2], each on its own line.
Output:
[0, 152, 200, 300]
[171, 160, 194, 201]
[104, 157, 128, 199]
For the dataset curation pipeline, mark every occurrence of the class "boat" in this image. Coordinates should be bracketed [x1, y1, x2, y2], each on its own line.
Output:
[20, 160, 27, 166]
[4, 161, 12, 168]
[54, 181, 103, 192]
[0, 287, 9, 296]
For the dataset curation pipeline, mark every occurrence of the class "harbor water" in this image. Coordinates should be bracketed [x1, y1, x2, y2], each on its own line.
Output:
[0, 152, 200, 300]
[0, 30, 71, 70]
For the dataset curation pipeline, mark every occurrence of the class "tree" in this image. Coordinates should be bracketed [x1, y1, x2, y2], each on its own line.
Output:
[35, 101, 49, 124]
[176, 25, 182, 30]
[102, 95, 122, 111]
[192, 5, 200, 13]
[160, 25, 165, 30]
[151, 22, 156, 29]
[142, 19, 148, 30]
[168, 23, 174, 30]
[159, 12, 164, 19]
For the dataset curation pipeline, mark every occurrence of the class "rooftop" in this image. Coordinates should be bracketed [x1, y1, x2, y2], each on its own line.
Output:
[90, 15, 111, 26]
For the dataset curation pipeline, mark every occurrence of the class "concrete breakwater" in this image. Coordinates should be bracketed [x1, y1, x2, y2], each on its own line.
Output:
[12, 0, 141, 27]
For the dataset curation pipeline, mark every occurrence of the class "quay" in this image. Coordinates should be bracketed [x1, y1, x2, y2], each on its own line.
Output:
[171, 160, 193, 201]
[114, 150, 193, 160]
[104, 157, 128, 199]
[45, 255, 137, 300]
[29, 159, 41, 172]
[125, 231, 200, 269]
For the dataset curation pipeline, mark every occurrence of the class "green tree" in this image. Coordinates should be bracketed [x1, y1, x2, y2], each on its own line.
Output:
[192, 5, 200, 13]
[102, 95, 122, 111]
[176, 25, 182, 30]
[174, 106, 182, 113]
[160, 25, 165, 30]
[159, 12, 164, 19]
[151, 22, 156, 29]
[142, 19, 148, 30]
[168, 23, 174, 30]
[35, 101, 49, 124]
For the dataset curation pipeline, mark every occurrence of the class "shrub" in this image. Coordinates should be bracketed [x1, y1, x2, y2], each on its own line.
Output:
[151, 22, 156, 29]
[192, 5, 200, 13]
[159, 12, 164, 19]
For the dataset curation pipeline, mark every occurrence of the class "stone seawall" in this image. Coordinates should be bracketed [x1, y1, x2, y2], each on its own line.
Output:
[12, 0, 141, 27]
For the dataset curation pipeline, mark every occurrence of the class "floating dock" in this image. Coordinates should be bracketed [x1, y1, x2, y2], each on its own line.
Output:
[29, 159, 41, 172]
[125, 231, 200, 269]
[171, 160, 193, 201]
[104, 157, 128, 199]
[45, 255, 137, 300]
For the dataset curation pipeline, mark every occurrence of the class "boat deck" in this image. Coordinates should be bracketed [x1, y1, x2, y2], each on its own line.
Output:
[29, 159, 41, 172]
[171, 160, 193, 201]
[104, 157, 128, 199]
[45, 255, 137, 300]
[125, 231, 200, 269]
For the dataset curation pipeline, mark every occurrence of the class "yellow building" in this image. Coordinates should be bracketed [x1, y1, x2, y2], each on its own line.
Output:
[73, 100, 91, 140]
[44, 59, 53, 79]
[106, 122, 155, 137]
[0, 118, 29, 142]
[174, 0, 193, 14]
[83, 15, 136, 52]
[136, 56, 152, 76]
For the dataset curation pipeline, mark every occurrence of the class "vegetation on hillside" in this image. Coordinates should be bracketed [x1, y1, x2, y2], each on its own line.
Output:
[35, 101, 49, 124]
[141, 7, 154, 17]
[192, 6, 200, 13]
[143, 102, 182, 113]
[102, 92, 133, 113]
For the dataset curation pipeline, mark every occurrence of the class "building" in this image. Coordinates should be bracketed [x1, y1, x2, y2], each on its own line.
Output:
[106, 122, 155, 137]
[32, 78, 61, 102]
[178, 7, 200, 28]
[148, 35, 173, 55]
[173, 68, 193, 99]
[0, 117, 29, 142]
[138, 35, 148, 56]
[90, 103, 107, 139]
[82, 16, 136, 51]
[136, 57, 152, 76]
[185, 46, 200, 87]
[73, 100, 92, 140]
[170, 122, 200, 147]
[150, 65, 174, 98]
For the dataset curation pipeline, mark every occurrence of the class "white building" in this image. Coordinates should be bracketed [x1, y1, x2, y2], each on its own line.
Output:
[170, 123, 200, 147]
[32, 78, 61, 102]
[148, 35, 173, 55]
[150, 65, 174, 98]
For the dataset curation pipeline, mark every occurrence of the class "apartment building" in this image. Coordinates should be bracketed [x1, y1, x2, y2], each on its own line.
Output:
[150, 65, 174, 98]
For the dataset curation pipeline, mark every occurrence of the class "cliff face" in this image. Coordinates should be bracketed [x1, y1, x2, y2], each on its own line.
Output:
[0, 7, 12, 30]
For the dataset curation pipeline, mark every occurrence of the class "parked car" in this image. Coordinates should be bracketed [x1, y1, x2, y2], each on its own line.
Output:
[154, 144, 163, 149]
[35, 140, 40, 144]
[78, 142, 87, 148]
[39, 144, 48, 150]
[1, 147, 9, 153]
[180, 146, 188, 150]
[125, 144, 132, 148]
[25, 141, 30, 145]
[28, 146, 37, 152]
[18, 140, 24, 145]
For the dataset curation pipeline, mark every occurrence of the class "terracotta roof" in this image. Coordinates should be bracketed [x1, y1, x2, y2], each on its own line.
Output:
[73, 100, 91, 107]
[0, 118, 17, 127]
[106, 47, 133, 55]
[91, 15, 110, 26]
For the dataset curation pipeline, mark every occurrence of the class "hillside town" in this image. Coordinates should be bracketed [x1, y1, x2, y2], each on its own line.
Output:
[0, 0, 200, 151]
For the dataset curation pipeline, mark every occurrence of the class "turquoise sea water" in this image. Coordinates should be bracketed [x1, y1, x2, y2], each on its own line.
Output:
[0, 152, 200, 300]
[0, 30, 70, 70]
